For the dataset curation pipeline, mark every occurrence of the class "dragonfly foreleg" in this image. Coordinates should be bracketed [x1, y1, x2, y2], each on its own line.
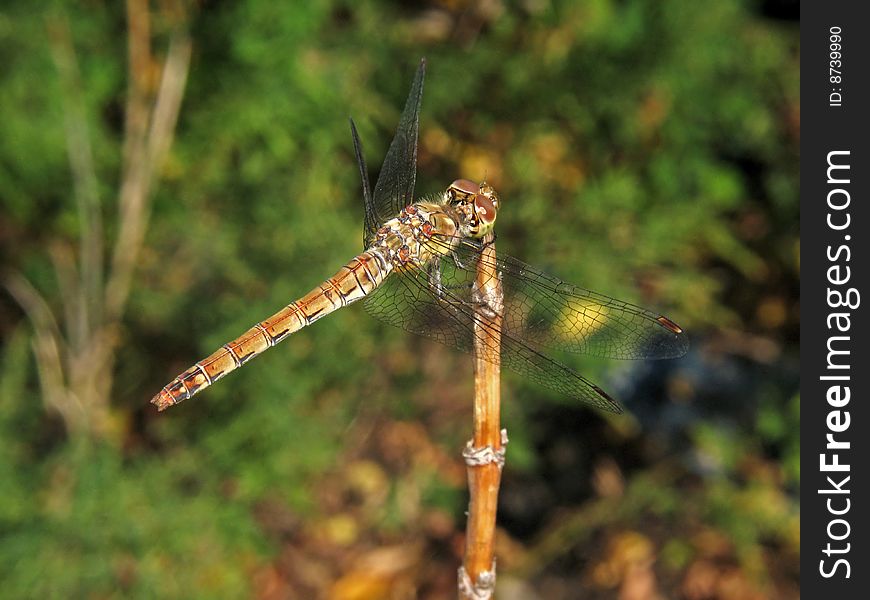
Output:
[428, 261, 445, 299]
[427, 261, 474, 314]
[427, 260, 472, 293]
[450, 235, 497, 271]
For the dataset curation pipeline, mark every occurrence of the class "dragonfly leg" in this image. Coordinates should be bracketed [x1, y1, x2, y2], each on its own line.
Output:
[450, 250, 472, 271]
[450, 235, 496, 270]
[428, 261, 445, 299]
[460, 235, 496, 252]
[429, 260, 472, 296]
[427, 261, 475, 316]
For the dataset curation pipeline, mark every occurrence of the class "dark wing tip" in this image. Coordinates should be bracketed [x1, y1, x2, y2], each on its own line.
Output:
[592, 384, 624, 414]
[656, 315, 683, 334]
[653, 315, 689, 358]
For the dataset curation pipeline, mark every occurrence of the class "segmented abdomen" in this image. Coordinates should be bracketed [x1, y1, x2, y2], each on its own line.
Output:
[151, 251, 389, 410]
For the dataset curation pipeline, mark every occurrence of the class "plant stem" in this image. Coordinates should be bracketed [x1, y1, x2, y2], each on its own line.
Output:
[5, 2, 191, 442]
[461, 231, 504, 598]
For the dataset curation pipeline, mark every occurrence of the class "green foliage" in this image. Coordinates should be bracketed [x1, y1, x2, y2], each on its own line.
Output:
[0, 0, 798, 595]
[0, 445, 268, 598]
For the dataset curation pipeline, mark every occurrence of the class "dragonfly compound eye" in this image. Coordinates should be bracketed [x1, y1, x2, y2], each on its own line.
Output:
[474, 193, 497, 224]
[448, 179, 480, 200]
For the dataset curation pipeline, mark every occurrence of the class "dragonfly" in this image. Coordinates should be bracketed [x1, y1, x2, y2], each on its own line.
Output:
[151, 59, 687, 414]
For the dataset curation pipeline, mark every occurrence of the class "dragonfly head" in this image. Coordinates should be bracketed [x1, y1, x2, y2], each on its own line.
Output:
[447, 179, 500, 238]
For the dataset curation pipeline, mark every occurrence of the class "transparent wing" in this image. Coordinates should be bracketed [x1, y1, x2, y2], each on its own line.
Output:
[364, 233, 687, 411]
[365, 258, 624, 413]
[420, 235, 688, 359]
[362, 59, 426, 246]
[490, 253, 686, 359]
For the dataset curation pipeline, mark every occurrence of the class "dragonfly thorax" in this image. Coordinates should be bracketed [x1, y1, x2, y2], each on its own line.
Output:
[371, 202, 462, 269]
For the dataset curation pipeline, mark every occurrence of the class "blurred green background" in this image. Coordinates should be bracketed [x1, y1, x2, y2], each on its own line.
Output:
[0, 1, 798, 598]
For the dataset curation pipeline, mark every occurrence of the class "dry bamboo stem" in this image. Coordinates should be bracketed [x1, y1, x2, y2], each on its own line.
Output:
[460, 231, 505, 599]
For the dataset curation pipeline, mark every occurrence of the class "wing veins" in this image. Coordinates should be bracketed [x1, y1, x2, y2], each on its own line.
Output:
[367, 261, 623, 413]
[411, 234, 687, 360]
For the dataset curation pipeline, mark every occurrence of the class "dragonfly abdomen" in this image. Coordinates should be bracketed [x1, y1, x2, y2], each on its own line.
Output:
[151, 251, 391, 410]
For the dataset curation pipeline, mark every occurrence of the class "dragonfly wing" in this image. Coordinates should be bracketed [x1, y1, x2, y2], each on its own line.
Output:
[424, 240, 688, 360]
[386, 232, 688, 360]
[496, 251, 687, 359]
[349, 118, 373, 230]
[363, 59, 426, 245]
[364, 258, 623, 413]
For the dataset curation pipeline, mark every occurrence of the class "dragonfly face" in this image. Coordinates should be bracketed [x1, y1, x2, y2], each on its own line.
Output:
[447, 179, 500, 239]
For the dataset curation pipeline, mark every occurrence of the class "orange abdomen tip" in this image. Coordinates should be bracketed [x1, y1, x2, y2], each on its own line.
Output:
[151, 389, 176, 412]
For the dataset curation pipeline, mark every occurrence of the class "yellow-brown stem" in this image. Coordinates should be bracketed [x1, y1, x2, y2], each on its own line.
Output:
[463, 232, 504, 593]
